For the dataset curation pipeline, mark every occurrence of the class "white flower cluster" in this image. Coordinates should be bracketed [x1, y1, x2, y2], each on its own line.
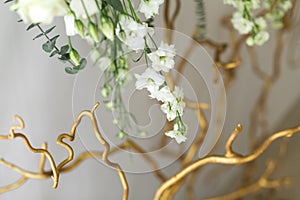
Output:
[10, 0, 67, 24]
[138, 0, 164, 19]
[10, 0, 186, 143]
[135, 42, 187, 144]
[117, 15, 153, 51]
[224, 0, 292, 46]
[264, 0, 292, 29]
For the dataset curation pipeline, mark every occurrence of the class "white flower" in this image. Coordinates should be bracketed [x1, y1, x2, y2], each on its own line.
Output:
[70, 0, 98, 19]
[172, 86, 185, 116]
[255, 17, 267, 29]
[100, 17, 114, 41]
[149, 86, 174, 102]
[161, 102, 177, 121]
[254, 31, 269, 46]
[10, 0, 67, 24]
[280, 0, 292, 12]
[231, 12, 254, 34]
[245, 0, 260, 10]
[138, 0, 164, 19]
[117, 16, 151, 51]
[165, 123, 187, 144]
[135, 68, 165, 91]
[224, 0, 243, 11]
[148, 42, 176, 72]
[64, 12, 76, 36]
[246, 30, 269, 46]
[246, 36, 255, 46]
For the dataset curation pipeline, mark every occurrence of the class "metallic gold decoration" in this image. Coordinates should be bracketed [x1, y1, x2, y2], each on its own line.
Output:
[0, 103, 129, 200]
[154, 124, 300, 199]
[206, 161, 292, 200]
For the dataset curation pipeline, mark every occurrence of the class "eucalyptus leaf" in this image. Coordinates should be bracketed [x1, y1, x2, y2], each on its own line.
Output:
[44, 26, 56, 35]
[78, 58, 87, 70]
[4, 0, 14, 3]
[65, 67, 79, 74]
[49, 50, 59, 57]
[58, 53, 70, 61]
[42, 41, 55, 53]
[33, 33, 44, 40]
[60, 45, 69, 55]
[104, 0, 125, 13]
[50, 35, 60, 43]
[26, 23, 37, 31]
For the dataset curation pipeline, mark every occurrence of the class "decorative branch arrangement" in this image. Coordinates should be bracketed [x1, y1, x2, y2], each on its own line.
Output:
[1, 104, 300, 199]
[1, 0, 300, 199]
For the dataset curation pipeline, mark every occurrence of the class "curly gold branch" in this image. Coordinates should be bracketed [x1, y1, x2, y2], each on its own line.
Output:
[0, 103, 129, 200]
[154, 124, 300, 200]
[55, 102, 129, 200]
[0, 115, 59, 188]
[0, 176, 27, 194]
[206, 161, 292, 200]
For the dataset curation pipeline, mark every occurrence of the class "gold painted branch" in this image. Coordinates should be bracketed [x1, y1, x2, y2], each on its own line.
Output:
[154, 124, 300, 200]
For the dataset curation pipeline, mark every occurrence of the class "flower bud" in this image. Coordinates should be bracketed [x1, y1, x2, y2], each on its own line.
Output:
[101, 87, 109, 98]
[112, 119, 118, 124]
[100, 17, 114, 41]
[69, 48, 80, 66]
[88, 21, 99, 43]
[75, 19, 85, 38]
[106, 101, 115, 110]
[138, 131, 147, 137]
[64, 12, 76, 36]
[118, 131, 125, 139]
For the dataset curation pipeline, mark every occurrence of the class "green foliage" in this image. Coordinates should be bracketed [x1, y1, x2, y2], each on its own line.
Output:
[25, 23, 87, 75]
[104, 0, 125, 13]
[4, 0, 14, 3]
[195, 0, 206, 39]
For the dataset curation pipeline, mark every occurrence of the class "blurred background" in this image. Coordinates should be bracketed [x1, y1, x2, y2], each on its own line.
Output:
[0, 0, 300, 199]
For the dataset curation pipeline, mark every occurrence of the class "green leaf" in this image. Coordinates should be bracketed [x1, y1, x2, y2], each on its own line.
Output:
[60, 45, 69, 55]
[49, 50, 59, 57]
[65, 67, 79, 74]
[42, 41, 55, 53]
[58, 53, 70, 61]
[78, 58, 87, 70]
[26, 23, 37, 31]
[44, 26, 56, 35]
[73, 58, 87, 70]
[33, 33, 44, 40]
[105, 0, 124, 13]
[4, 0, 14, 3]
[50, 35, 59, 43]
[17, 19, 23, 22]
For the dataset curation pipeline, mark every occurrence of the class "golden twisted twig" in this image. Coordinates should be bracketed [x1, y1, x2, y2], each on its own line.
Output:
[154, 124, 300, 200]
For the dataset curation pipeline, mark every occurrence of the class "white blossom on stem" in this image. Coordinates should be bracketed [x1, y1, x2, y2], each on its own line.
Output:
[138, 0, 164, 19]
[117, 16, 152, 51]
[135, 68, 165, 91]
[165, 122, 187, 144]
[70, 0, 98, 19]
[147, 42, 176, 72]
[231, 12, 254, 34]
[64, 12, 76, 36]
[10, 0, 67, 24]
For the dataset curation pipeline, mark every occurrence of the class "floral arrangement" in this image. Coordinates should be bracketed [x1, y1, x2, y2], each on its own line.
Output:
[5, 0, 292, 144]
[1, 0, 299, 199]
[8, 0, 187, 143]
